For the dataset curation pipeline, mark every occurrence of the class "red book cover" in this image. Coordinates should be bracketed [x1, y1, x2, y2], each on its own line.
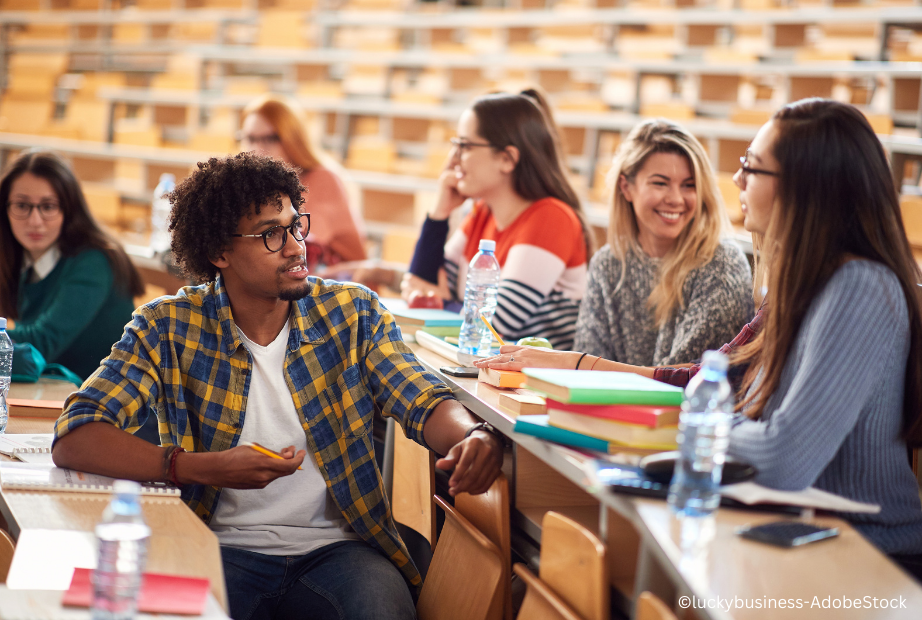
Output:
[63, 568, 210, 615]
[545, 398, 680, 428]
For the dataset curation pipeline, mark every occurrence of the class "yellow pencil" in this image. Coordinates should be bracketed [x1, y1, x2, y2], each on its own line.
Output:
[479, 312, 506, 346]
[246, 442, 303, 470]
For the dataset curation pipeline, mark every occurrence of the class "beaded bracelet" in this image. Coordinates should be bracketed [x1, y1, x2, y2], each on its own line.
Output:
[168, 447, 186, 487]
[161, 446, 178, 483]
[575, 352, 589, 370]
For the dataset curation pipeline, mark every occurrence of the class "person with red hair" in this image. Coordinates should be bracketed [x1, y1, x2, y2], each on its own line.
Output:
[240, 95, 366, 270]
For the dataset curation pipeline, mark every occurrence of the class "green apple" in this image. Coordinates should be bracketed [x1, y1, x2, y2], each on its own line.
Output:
[516, 337, 553, 349]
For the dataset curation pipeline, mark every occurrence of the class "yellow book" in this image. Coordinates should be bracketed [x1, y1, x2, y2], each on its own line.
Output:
[547, 408, 678, 450]
[498, 392, 546, 417]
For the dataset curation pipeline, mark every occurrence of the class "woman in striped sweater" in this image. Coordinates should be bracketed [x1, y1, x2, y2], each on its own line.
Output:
[402, 91, 592, 350]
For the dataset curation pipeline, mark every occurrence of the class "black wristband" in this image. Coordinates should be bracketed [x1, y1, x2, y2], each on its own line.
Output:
[464, 421, 500, 441]
[575, 352, 589, 370]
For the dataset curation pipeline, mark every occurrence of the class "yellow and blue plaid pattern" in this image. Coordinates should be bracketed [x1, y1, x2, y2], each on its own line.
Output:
[55, 275, 453, 589]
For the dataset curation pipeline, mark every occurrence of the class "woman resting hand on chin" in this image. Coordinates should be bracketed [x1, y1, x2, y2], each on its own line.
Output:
[402, 89, 592, 350]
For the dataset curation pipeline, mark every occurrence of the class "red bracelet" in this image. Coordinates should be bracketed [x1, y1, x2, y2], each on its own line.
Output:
[589, 355, 602, 370]
[169, 447, 186, 487]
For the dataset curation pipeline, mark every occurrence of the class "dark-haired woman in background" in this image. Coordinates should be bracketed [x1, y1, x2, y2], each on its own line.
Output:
[0, 151, 144, 379]
[724, 99, 922, 577]
[402, 90, 592, 349]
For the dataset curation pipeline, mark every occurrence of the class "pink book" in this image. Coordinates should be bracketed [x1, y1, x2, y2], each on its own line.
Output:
[545, 398, 680, 429]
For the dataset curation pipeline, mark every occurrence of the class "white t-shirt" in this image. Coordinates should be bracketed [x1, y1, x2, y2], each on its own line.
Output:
[210, 318, 359, 555]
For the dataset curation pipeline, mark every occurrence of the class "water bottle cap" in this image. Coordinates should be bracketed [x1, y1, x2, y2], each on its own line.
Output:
[113, 480, 142, 497]
[0, 317, 5, 329]
[477, 239, 496, 252]
[158, 173, 176, 185]
[701, 350, 729, 372]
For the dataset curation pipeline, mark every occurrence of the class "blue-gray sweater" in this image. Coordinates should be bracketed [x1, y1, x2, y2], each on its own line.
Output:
[729, 260, 922, 555]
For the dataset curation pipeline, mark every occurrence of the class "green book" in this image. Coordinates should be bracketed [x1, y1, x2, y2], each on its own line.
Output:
[513, 415, 615, 454]
[521, 369, 684, 406]
[418, 326, 461, 338]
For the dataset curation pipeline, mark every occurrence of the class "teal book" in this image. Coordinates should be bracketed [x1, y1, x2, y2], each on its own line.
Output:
[382, 299, 464, 328]
[513, 415, 615, 454]
[521, 369, 684, 406]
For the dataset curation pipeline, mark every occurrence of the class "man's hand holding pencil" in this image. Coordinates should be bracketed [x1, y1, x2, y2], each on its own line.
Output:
[174, 441, 307, 490]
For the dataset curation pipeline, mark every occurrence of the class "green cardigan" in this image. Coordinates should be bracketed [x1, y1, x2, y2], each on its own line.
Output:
[9, 249, 136, 380]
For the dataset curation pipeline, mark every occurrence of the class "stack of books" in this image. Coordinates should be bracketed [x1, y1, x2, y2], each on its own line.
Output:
[383, 299, 464, 338]
[513, 369, 684, 453]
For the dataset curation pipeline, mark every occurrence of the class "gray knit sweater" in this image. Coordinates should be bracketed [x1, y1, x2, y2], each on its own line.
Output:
[573, 241, 753, 366]
[729, 260, 922, 555]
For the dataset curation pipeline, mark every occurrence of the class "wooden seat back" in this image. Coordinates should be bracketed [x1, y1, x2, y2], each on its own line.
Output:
[513, 564, 583, 620]
[635, 591, 678, 620]
[455, 473, 511, 619]
[391, 426, 435, 543]
[539, 511, 609, 620]
[417, 496, 504, 620]
[0, 529, 15, 583]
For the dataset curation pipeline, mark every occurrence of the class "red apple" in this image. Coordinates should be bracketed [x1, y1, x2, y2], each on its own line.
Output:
[407, 290, 444, 309]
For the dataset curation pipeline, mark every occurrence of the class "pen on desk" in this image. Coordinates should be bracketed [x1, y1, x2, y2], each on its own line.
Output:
[479, 312, 506, 346]
[246, 442, 303, 470]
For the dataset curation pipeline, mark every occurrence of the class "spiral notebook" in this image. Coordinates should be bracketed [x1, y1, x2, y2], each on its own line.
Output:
[0, 433, 55, 464]
[0, 462, 180, 496]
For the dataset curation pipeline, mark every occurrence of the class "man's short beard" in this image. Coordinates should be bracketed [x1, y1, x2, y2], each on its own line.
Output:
[279, 283, 311, 301]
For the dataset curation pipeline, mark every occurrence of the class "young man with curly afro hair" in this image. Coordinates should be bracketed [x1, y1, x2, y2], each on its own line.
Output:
[52, 152, 503, 620]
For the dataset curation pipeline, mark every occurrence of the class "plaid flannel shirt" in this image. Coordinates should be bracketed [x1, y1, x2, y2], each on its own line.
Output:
[653, 303, 765, 390]
[55, 275, 453, 589]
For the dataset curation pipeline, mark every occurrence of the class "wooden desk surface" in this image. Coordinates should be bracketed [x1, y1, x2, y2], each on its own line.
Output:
[8, 378, 77, 404]
[0, 431, 228, 610]
[635, 499, 922, 620]
[407, 340, 922, 619]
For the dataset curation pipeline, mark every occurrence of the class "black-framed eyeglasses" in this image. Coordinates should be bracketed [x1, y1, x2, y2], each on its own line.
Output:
[738, 156, 779, 184]
[230, 213, 310, 252]
[450, 137, 495, 153]
[7, 201, 62, 220]
[237, 132, 281, 147]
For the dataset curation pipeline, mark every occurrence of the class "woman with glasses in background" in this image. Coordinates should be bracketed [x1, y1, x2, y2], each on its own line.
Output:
[240, 95, 366, 271]
[402, 90, 592, 349]
[0, 151, 144, 379]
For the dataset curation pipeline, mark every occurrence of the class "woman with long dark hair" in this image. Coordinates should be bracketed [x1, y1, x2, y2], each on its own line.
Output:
[725, 99, 922, 574]
[0, 151, 144, 379]
[402, 90, 592, 349]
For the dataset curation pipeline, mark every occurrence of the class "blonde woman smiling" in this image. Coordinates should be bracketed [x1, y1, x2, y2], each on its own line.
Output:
[479, 119, 752, 370]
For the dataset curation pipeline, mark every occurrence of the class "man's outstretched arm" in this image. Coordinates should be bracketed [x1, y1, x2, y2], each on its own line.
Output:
[423, 399, 503, 497]
[53, 422, 304, 489]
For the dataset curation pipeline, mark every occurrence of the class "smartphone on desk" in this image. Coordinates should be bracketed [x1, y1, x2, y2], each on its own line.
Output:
[440, 366, 480, 378]
[737, 521, 839, 548]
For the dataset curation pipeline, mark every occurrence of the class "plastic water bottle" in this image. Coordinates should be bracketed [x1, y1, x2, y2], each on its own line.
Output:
[667, 350, 734, 517]
[0, 317, 12, 435]
[150, 173, 175, 254]
[457, 239, 501, 362]
[92, 480, 151, 620]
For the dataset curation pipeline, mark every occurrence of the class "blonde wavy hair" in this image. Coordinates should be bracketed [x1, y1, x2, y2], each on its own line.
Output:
[607, 119, 731, 326]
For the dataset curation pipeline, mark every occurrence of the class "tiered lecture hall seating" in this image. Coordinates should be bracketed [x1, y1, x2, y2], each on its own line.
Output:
[2, 4, 922, 617]
[1, 0, 922, 264]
